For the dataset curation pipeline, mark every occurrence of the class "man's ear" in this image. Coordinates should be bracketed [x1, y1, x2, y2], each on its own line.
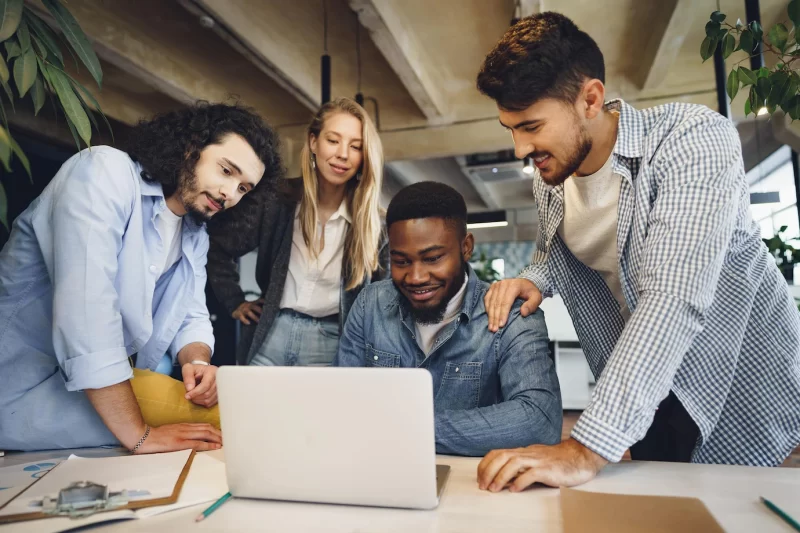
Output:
[462, 232, 475, 262]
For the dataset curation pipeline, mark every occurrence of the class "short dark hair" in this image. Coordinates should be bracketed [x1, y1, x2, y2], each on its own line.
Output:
[124, 102, 283, 197]
[477, 12, 605, 111]
[386, 181, 467, 237]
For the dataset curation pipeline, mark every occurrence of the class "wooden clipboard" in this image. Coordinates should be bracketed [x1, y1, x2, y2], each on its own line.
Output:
[0, 450, 196, 525]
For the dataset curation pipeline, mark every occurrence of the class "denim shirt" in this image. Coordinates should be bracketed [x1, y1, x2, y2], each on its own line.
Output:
[334, 266, 562, 456]
[0, 147, 215, 450]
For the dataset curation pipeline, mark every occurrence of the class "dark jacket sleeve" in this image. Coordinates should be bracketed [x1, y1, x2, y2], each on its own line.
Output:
[206, 189, 269, 315]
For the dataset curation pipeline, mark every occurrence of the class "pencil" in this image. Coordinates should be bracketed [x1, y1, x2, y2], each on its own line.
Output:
[195, 491, 232, 522]
[761, 497, 800, 532]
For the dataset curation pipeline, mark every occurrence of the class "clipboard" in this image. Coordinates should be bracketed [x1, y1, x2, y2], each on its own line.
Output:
[0, 450, 196, 525]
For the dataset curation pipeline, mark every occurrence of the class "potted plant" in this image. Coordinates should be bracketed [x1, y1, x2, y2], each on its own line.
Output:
[0, 0, 109, 229]
[763, 225, 799, 282]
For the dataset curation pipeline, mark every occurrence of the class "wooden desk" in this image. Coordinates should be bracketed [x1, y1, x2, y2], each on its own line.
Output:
[2, 449, 798, 532]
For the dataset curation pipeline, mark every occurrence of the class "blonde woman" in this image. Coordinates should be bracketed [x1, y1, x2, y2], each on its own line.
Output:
[207, 97, 387, 366]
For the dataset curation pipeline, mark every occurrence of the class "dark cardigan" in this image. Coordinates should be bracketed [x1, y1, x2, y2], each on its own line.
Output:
[206, 179, 388, 365]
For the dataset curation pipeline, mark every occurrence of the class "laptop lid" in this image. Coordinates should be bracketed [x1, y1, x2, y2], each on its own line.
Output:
[217, 366, 442, 510]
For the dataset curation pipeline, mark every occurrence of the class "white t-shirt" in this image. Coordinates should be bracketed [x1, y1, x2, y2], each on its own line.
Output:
[155, 205, 183, 279]
[414, 272, 469, 355]
[558, 152, 630, 321]
[280, 201, 350, 317]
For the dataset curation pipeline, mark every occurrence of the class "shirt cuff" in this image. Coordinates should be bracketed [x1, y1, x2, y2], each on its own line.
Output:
[169, 327, 215, 362]
[62, 347, 133, 392]
[570, 410, 638, 463]
[518, 269, 550, 296]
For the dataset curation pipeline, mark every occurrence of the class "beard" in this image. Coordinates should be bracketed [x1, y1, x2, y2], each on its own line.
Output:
[537, 123, 593, 187]
[176, 170, 225, 224]
[402, 264, 466, 326]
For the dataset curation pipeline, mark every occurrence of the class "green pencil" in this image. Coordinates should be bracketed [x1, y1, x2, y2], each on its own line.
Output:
[761, 497, 800, 532]
[195, 491, 232, 522]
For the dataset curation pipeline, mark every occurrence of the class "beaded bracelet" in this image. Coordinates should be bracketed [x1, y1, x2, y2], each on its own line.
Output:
[131, 424, 151, 454]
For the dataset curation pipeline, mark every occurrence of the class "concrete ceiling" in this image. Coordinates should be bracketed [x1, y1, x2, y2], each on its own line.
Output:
[15, 0, 794, 237]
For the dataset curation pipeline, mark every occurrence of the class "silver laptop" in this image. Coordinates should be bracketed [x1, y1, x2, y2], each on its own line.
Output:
[217, 366, 450, 510]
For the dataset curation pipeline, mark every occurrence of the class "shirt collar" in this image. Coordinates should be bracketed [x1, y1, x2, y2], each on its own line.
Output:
[136, 162, 206, 232]
[608, 98, 644, 159]
[295, 200, 352, 224]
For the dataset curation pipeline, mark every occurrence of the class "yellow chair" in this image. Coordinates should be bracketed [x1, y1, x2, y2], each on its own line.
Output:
[131, 368, 220, 429]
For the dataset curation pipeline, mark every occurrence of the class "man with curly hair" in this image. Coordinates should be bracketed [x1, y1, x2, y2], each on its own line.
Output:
[0, 103, 282, 453]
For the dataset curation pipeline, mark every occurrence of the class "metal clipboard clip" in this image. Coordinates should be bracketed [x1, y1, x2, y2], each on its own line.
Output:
[36, 481, 129, 519]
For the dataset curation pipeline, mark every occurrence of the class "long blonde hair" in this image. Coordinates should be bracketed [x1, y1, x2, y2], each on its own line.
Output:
[299, 97, 383, 290]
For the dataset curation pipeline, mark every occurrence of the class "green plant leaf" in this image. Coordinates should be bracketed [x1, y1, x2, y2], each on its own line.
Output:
[0, 52, 7, 83]
[790, 0, 800, 29]
[756, 76, 772, 100]
[750, 20, 763, 42]
[25, 12, 63, 66]
[9, 133, 29, 179]
[745, 95, 752, 116]
[768, 71, 791, 108]
[701, 36, 716, 61]
[30, 74, 44, 115]
[67, 73, 113, 141]
[722, 33, 736, 58]
[63, 108, 82, 151]
[45, 64, 90, 146]
[15, 17, 28, 51]
[0, 0, 23, 42]
[739, 66, 758, 85]
[786, 95, 800, 120]
[0, 77, 15, 112]
[749, 86, 760, 114]
[706, 20, 721, 37]
[31, 34, 47, 59]
[726, 68, 739, 100]
[41, 0, 102, 88]
[0, 124, 11, 171]
[4, 38, 19, 59]
[738, 29, 755, 52]
[13, 47, 36, 97]
[769, 23, 789, 52]
[710, 11, 726, 23]
[736, 18, 744, 30]
[0, 180, 7, 230]
[757, 66, 770, 78]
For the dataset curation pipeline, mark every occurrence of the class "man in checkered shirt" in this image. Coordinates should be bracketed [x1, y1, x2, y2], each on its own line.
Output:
[475, 12, 800, 492]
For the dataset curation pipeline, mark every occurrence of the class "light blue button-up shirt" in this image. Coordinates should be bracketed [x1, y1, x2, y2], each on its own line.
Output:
[0, 146, 215, 450]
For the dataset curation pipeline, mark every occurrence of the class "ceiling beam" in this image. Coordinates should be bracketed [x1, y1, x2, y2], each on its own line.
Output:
[26, 0, 311, 127]
[177, 0, 318, 112]
[349, 0, 448, 122]
[639, 0, 697, 90]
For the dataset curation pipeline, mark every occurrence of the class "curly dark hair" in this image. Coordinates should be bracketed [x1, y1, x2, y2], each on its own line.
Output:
[386, 181, 467, 238]
[124, 102, 283, 197]
[477, 12, 605, 111]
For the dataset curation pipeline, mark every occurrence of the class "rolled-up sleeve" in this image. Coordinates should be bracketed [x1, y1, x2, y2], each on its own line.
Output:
[45, 151, 135, 391]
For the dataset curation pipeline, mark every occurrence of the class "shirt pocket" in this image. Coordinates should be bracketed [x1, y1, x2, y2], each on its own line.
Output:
[366, 344, 400, 368]
[434, 361, 482, 412]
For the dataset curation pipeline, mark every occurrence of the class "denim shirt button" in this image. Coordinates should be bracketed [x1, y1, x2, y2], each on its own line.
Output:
[373, 355, 378, 361]
[455, 367, 460, 372]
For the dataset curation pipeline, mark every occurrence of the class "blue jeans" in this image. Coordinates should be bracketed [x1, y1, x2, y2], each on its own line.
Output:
[250, 309, 340, 367]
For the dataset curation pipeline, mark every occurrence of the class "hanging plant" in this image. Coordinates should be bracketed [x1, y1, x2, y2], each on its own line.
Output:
[700, 1, 800, 119]
[0, 0, 110, 229]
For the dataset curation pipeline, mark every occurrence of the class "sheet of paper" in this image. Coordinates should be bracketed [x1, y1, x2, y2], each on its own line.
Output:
[561, 487, 725, 533]
[134, 452, 228, 518]
[0, 459, 61, 508]
[0, 449, 192, 517]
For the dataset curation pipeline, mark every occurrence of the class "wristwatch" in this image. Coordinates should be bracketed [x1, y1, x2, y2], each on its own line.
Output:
[190, 360, 210, 366]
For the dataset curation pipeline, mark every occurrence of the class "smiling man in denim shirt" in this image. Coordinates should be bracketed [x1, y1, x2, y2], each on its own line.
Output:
[334, 181, 561, 456]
